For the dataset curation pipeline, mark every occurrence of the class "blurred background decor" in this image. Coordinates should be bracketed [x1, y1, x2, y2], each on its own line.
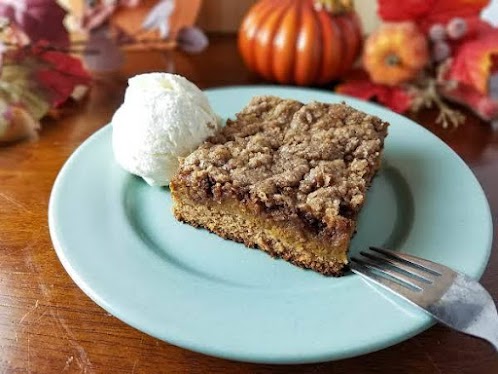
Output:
[0, 0, 208, 145]
[336, 0, 498, 128]
[0, 1, 90, 144]
[1, 0, 497, 146]
[238, 0, 362, 85]
[61, 0, 208, 71]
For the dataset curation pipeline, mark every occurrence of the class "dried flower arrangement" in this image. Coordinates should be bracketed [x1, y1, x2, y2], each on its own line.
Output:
[0, 0, 207, 144]
[337, 0, 498, 128]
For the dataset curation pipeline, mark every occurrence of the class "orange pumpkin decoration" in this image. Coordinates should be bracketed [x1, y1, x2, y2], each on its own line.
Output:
[363, 22, 429, 86]
[238, 0, 363, 85]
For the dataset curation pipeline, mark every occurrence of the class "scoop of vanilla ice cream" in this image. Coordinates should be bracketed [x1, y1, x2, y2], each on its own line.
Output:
[112, 73, 220, 186]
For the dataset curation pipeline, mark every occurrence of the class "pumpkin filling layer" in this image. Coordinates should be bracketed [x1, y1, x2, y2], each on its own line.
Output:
[170, 96, 389, 276]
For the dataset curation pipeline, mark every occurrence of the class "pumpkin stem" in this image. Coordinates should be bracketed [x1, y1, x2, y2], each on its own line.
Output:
[314, 0, 354, 14]
[385, 53, 401, 67]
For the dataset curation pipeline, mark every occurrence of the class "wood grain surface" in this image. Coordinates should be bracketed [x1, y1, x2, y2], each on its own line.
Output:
[0, 35, 497, 374]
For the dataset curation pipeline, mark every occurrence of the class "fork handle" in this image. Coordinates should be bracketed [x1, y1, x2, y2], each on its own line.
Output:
[476, 302, 498, 352]
[460, 303, 498, 352]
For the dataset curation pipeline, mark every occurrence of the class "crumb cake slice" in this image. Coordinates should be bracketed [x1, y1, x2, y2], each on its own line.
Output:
[170, 96, 389, 276]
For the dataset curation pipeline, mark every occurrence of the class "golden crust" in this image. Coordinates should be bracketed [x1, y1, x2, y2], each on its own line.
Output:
[172, 197, 348, 276]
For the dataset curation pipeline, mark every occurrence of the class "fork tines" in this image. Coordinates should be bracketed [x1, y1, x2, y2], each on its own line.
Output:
[351, 247, 498, 350]
[351, 247, 446, 293]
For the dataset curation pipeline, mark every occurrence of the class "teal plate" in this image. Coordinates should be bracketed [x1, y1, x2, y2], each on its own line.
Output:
[49, 86, 493, 364]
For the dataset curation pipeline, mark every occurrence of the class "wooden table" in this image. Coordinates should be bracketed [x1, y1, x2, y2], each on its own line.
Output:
[1, 35, 497, 373]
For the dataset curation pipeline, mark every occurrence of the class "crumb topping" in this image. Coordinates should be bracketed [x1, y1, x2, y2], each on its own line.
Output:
[173, 96, 389, 228]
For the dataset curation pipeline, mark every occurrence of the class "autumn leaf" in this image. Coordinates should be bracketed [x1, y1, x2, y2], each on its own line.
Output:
[378, 0, 490, 31]
[0, 64, 47, 144]
[448, 28, 498, 94]
[31, 42, 91, 107]
[440, 77, 498, 121]
[336, 70, 413, 113]
[142, 0, 175, 38]
[0, 0, 69, 47]
[425, 0, 490, 27]
[377, 0, 435, 23]
[0, 63, 51, 120]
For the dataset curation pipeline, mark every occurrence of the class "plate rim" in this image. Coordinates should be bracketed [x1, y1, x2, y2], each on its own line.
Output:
[48, 86, 494, 364]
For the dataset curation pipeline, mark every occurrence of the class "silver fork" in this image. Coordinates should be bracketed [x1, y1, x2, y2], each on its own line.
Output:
[350, 247, 498, 350]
